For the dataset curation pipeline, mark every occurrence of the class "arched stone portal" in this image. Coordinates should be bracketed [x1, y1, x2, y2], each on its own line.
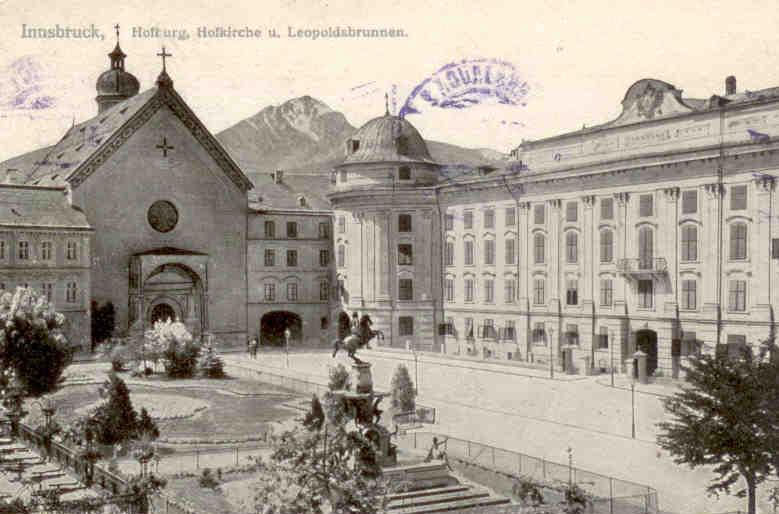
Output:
[635, 329, 659, 375]
[150, 303, 177, 324]
[261, 311, 302, 346]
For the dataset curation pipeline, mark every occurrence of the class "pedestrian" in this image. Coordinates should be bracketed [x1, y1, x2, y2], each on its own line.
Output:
[246, 337, 252, 357]
[251, 337, 258, 359]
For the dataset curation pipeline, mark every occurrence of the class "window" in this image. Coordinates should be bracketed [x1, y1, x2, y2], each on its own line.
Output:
[320, 281, 329, 301]
[503, 320, 516, 340]
[533, 204, 545, 225]
[681, 279, 697, 310]
[566, 202, 578, 222]
[484, 279, 494, 303]
[533, 278, 545, 305]
[41, 241, 52, 261]
[729, 223, 747, 260]
[591, 327, 607, 350]
[601, 198, 614, 220]
[566, 232, 578, 263]
[287, 250, 298, 267]
[287, 283, 298, 301]
[504, 278, 516, 303]
[318, 222, 329, 239]
[445, 242, 454, 266]
[463, 211, 473, 229]
[398, 244, 413, 265]
[398, 214, 412, 232]
[600, 230, 613, 263]
[398, 279, 413, 301]
[464, 278, 474, 302]
[287, 222, 298, 238]
[264, 284, 276, 301]
[600, 278, 613, 306]
[481, 319, 496, 339]
[337, 245, 346, 267]
[321, 317, 329, 330]
[399, 316, 414, 336]
[348, 139, 360, 153]
[533, 322, 546, 344]
[465, 318, 474, 339]
[730, 185, 747, 210]
[638, 279, 653, 308]
[42, 283, 53, 303]
[566, 279, 578, 305]
[725, 334, 747, 359]
[728, 280, 747, 311]
[565, 324, 579, 345]
[265, 221, 276, 238]
[464, 240, 474, 266]
[445, 278, 454, 302]
[505, 238, 515, 265]
[319, 249, 329, 267]
[484, 239, 495, 265]
[534, 234, 545, 264]
[0, 241, 5, 260]
[337, 215, 346, 234]
[484, 209, 495, 229]
[66, 241, 77, 261]
[439, 318, 455, 336]
[681, 226, 698, 261]
[505, 207, 516, 226]
[337, 279, 345, 298]
[445, 214, 454, 231]
[639, 194, 653, 217]
[66, 282, 77, 303]
[398, 166, 411, 180]
[638, 227, 654, 268]
[18, 241, 29, 260]
[264, 249, 275, 266]
[682, 190, 697, 214]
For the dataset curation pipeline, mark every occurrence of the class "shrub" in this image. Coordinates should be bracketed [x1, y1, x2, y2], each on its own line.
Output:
[390, 364, 416, 413]
[198, 340, 225, 378]
[146, 320, 200, 378]
[0, 287, 73, 396]
[198, 468, 219, 489]
[137, 408, 160, 440]
[513, 475, 545, 507]
[91, 372, 138, 445]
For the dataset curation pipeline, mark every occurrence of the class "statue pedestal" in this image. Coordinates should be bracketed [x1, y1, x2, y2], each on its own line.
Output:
[353, 362, 373, 394]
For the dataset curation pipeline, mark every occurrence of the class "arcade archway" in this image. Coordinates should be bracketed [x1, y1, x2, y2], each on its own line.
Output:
[261, 311, 302, 346]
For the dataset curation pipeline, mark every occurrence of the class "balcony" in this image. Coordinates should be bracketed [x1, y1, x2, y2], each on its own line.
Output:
[617, 258, 667, 278]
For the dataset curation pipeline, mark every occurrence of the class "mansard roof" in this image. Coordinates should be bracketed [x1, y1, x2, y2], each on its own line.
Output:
[249, 172, 331, 211]
[1, 83, 253, 192]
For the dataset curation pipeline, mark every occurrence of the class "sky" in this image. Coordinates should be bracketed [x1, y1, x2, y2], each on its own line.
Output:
[1, 0, 779, 162]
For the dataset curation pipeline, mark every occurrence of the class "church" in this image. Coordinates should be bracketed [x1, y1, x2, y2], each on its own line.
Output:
[0, 39, 254, 347]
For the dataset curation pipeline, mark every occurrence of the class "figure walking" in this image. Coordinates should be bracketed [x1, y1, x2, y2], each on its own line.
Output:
[425, 436, 452, 470]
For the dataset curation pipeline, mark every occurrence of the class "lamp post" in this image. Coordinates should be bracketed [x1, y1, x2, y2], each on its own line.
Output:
[567, 446, 573, 487]
[610, 329, 615, 387]
[548, 327, 555, 379]
[630, 377, 636, 439]
[284, 328, 291, 368]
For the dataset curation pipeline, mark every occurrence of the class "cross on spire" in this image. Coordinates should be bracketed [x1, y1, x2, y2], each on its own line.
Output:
[156, 136, 174, 157]
[157, 46, 172, 72]
[114, 23, 120, 42]
[385, 93, 389, 115]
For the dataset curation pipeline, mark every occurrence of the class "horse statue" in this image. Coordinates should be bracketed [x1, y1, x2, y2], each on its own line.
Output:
[332, 314, 385, 364]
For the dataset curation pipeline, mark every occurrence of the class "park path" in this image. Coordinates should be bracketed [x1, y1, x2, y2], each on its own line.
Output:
[224, 350, 775, 514]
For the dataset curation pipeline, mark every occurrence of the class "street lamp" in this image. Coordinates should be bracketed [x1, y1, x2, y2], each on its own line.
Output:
[630, 374, 636, 439]
[284, 328, 291, 368]
[548, 327, 555, 379]
[567, 446, 573, 487]
[610, 329, 615, 387]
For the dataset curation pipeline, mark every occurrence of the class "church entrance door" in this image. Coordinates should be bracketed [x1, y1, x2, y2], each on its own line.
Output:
[150, 303, 176, 325]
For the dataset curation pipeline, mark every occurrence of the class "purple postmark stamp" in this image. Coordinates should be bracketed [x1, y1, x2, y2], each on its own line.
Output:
[0, 56, 56, 112]
[399, 58, 529, 118]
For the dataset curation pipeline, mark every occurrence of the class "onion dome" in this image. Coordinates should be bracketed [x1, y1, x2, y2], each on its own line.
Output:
[95, 42, 140, 113]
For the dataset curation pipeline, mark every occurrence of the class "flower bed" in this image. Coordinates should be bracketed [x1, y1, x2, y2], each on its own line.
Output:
[75, 394, 210, 421]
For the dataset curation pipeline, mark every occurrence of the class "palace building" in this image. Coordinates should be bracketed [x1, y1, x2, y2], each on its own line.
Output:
[3, 37, 779, 378]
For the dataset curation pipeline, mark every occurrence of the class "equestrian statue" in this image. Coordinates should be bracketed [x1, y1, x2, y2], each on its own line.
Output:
[332, 312, 385, 364]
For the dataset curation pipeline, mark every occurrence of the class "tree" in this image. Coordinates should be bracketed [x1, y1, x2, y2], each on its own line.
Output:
[0, 287, 73, 396]
[91, 372, 138, 445]
[145, 319, 200, 378]
[657, 343, 779, 514]
[390, 364, 416, 414]
[198, 339, 225, 378]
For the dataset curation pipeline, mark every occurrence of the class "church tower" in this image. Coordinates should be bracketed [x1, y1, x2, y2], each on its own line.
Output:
[328, 98, 443, 351]
[95, 25, 140, 113]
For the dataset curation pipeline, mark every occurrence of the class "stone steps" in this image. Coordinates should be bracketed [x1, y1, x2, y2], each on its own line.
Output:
[390, 493, 510, 514]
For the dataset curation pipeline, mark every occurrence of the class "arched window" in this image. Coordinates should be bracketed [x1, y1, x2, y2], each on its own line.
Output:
[534, 233, 545, 264]
[565, 232, 578, 263]
[729, 223, 748, 260]
[600, 229, 613, 263]
[681, 225, 698, 262]
[638, 227, 653, 269]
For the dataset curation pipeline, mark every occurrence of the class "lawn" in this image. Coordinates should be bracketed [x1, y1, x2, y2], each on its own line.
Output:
[166, 473, 257, 514]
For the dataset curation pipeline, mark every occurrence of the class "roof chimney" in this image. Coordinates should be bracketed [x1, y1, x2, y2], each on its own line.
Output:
[271, 170, 283, 184]
[725, 75, 737, 96]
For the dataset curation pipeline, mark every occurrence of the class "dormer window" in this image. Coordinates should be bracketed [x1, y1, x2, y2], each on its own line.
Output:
[398, 166, 411, 180]
[348, 139, 360, 153]
[298, 195, 307, 207]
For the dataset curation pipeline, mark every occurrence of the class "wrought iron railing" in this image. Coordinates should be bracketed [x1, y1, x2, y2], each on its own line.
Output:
[616, 258, 667, 274]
